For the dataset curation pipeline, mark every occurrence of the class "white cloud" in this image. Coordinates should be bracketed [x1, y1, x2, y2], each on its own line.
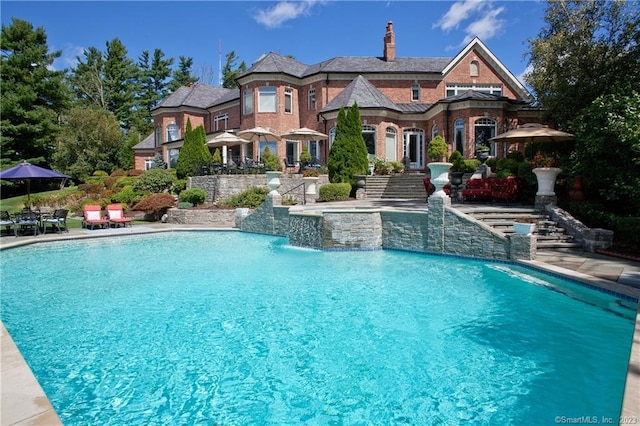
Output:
[433, 0, 485, 32]
[53, 43, 85, 70]
[461, 6, 505, 44]
[254, 0, 324, 29]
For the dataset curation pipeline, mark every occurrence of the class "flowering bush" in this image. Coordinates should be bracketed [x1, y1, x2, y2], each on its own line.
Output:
[531, 151, 558, 168]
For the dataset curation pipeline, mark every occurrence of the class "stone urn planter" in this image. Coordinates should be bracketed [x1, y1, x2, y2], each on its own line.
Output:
[354, 174, 366, 189]
[303, 176, 319, 198]
[427, 162, 453, 198]
[533, 167, 562, 196]
[513, 222, 536, 236]
[266, 171, 282, 194]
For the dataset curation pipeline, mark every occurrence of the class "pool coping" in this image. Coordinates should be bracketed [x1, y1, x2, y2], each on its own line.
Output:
[1, 225, 639, 423]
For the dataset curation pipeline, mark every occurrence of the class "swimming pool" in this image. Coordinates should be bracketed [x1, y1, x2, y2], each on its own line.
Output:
[1, 231, 636, 424]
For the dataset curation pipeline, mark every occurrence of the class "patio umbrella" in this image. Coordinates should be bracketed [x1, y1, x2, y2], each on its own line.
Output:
[280, 127, 328, 141]
[237, 126, 281, 143]
[0, 161, 70, 207]
[489, 123, 575, 145]
[206, 131, 251, 148]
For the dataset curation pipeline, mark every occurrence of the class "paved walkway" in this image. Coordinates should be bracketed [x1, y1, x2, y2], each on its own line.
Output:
[1, 203, 639, 424]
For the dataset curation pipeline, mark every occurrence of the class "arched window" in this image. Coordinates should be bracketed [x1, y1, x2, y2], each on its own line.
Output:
[385, 127, 397, 160]
[431, 124, 438, 141]
[362, 125, 376, 155]
[329, 127, 336, 150]
[474, 118, 497, 156]
[454, 119, 465, 155]
[470, 60, 479, 77]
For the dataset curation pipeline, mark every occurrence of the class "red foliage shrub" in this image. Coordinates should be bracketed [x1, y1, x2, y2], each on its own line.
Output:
[132, 193, 175, 221]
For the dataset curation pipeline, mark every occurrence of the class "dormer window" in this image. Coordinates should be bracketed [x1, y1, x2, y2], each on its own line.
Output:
[411, 83, 420, 101]
[470, 60, 479, 77]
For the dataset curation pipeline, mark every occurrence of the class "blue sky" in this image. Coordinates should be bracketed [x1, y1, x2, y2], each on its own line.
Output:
[2, 1, 546, 86]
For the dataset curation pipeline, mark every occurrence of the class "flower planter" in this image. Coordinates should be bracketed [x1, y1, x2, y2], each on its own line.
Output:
[533, 167, 562, 196]
[513, 222, 535, 236]
[427, 162, 453, 198]
[303, 176, 319, 197]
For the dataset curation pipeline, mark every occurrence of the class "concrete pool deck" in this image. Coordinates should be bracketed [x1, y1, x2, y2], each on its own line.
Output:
[1, 207, 639, 424]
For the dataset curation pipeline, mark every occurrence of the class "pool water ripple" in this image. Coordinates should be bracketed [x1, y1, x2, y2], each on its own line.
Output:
[1, 232, 636, 425]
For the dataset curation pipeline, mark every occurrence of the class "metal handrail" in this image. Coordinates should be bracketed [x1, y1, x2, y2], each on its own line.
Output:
[280, 182, 307, 205]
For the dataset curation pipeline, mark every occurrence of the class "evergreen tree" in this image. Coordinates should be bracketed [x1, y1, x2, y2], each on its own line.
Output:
[118, 129, 139, 171]
[221, 51, 247, 89]
[168, 55, 197, 92]
[133, 48, 174, 135]
[175, 119, 212, 178]
[151, 152, 167, 169]
[328, 103, 368, 186]
[0, 18, 70, 168]
[104, 38, 137, 129]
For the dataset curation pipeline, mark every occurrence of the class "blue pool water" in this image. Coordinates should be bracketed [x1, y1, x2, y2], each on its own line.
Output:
[0, 232, 636, 425]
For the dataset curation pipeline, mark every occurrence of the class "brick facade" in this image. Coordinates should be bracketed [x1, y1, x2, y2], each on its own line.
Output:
[136, 22, 540, 171]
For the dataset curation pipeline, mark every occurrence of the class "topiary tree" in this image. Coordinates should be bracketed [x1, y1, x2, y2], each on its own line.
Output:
[212, 148, 222, 165]
[428, 135, 448, 161]
[328, 102, 368, 186]
[261, 146, 282, 171]
[175, 119, 212, 179]
[299, 145, 312, 167]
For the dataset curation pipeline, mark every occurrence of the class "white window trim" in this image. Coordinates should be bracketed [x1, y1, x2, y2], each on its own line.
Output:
[308, 88, 316, 110]
[411, 83, 420, 101]
[258, 87, 277, 113]
[446, 83, 502, 97]
[214, 113, 229, 131]
[284, 88, 293, 114]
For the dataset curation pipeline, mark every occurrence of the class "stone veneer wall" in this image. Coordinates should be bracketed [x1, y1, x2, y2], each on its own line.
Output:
[241, 194, 534, 260]
[544, 204, 613, 251]
[166, 208, 236, 227]
[189, 175, 329, 204]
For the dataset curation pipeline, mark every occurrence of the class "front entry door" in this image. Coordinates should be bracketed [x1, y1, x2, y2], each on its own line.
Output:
[404, 130, 424, 170]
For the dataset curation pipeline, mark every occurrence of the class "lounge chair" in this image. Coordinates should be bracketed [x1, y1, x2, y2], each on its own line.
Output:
[42, 209, 69, 234]
[82, 205, 109, 230]
[106, 204, 132, 228]
[0, 210, 17, 237]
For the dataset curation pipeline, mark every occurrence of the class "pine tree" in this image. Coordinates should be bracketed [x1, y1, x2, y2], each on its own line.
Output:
[222, 51, 247, 89]
[168, 56, 197, 92]
[104, 38, 137, 129]
[175, 119, 212, 178]
[0, 18, 70, 168]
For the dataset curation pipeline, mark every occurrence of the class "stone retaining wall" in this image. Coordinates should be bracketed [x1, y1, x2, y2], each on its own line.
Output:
[166, 208, 237, 227]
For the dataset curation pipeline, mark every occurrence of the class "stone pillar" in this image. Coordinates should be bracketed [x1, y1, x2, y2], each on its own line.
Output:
[582, 228, 614, 251]
[535, 194, 558, 210]
[510, 234, 536, 260]
[426, 195, 450, 253]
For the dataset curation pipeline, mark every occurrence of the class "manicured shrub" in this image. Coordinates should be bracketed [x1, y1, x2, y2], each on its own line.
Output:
[111, 185, 143, 206]
[220, 187, 270, 208]
[212, 148, 222, 165]
[173, 179, 187, 195]
[179, 188, 207, 206]
[328, 104, 368, 186]
[115, 176, 138, 188]
[110, 169, 127, 177]
[176, 119, 212, 179]
[261, 146, 282, 171]
[132, 193, 175, 221]
[428, 135, 447, 161]
[177, 201, 193, 209]
[127, 169, 144, 177]
[93, 170, 109, 177]
[318, 183, 351, 201]
[132, 168, 175, 193]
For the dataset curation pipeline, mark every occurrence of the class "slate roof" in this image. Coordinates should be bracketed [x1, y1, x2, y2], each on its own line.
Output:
[320, 75, 401, 113]
[240, 52, 309, 78]
[132, 132, 155, 151]
[156, 84, 234, 109]
[302, 56, 451, 76]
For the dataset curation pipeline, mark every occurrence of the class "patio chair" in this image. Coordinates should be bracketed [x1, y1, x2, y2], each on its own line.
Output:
[0, 210, 17, 237]
[283, 157, 298, 173]
[106, 204, 133, 228]
[42, 209, 69, 234]
[82, 205, 109, 230]
[14, 210, 40, 236]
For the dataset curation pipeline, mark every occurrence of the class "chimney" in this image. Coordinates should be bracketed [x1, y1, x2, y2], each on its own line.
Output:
[383, 21, 396, 62]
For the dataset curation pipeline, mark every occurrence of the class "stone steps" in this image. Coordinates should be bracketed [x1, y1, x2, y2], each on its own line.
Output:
[466, 208, 581, 249]
[365, 175, 427, 199]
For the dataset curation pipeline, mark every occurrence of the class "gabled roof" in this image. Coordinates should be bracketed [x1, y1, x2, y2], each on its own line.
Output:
[442, 37, 531, 101]
[320, 75, 400, 113]
[132, 132, 155, 151]
[155, 84, 234, 110]
[239, 52, 309, 78]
